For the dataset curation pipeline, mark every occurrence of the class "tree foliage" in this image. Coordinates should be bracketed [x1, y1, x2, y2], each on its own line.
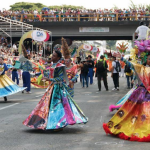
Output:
[129, 0, 137, 9]
[9, 2, 84, 11]
[106, 40, 117, 50]
[10, 2, 46, 11]
[129, 0, 150, 10]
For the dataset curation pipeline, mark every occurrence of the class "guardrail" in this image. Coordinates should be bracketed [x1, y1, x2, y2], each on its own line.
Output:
[0, 13, 150, 22]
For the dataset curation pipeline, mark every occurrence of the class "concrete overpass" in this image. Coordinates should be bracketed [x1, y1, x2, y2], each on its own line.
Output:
[0, 19, 148, 47]
[27, 21, 146, 41]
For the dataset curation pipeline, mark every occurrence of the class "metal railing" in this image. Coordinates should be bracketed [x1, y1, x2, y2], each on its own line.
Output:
[0, 13, 150, 22]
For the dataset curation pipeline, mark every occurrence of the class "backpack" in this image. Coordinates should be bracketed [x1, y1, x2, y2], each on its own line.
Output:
[115, 61, 121, 73]
[97, 60, 105, 72]
[125, 65, 131, 73]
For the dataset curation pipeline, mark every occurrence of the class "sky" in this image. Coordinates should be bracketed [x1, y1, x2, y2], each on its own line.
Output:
[0, 0, 149, 10]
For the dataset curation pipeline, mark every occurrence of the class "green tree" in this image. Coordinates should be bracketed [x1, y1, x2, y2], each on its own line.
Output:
[106, 40, 117, 50]
[10, 2, 46, 11]
[129, 0, 137, 9]
[9, 2, 84, 11]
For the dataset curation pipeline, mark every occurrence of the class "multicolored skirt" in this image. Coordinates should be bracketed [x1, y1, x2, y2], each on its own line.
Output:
[0, 74, 26, 98]
[103, 86, 150, 142]
[23, 83, 88, 130]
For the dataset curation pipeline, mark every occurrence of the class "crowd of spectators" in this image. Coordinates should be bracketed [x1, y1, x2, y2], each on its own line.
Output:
[0, 36, 51, 60]
[0, 7, 150, 22]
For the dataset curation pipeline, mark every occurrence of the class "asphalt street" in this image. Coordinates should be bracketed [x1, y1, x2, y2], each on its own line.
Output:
[0, 74, 149, 150]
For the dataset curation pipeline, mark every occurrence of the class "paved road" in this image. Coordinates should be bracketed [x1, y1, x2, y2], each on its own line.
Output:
[0, 74, 149, 150]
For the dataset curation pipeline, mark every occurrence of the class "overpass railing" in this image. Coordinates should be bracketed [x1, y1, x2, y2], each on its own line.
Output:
[0, 13, 150, 22]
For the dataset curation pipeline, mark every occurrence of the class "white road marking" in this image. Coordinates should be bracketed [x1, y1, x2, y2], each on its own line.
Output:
[35, 94, 43, 98]
[0, 103, 19, 111]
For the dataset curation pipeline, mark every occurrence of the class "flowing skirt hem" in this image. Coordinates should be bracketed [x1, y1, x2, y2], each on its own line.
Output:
[23, 121, 88, 130]
[103, 123, 150, 142]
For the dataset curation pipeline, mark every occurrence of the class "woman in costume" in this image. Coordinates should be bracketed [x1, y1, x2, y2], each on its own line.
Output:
[23, 50, 88, 130]
[0, 57, 25, 102]
[20, 45, 33, 94]
[61, 38, 78, 98]
[103, 39, 150, 141]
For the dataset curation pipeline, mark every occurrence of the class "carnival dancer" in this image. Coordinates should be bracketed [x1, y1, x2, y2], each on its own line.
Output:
[20, 45, 33, 94]
[20, 54, 33, 94]
[103, 46, 150, 141]
[61, 38, 78, 97]
[0, 57, 25, 102]
[23, 50, 88, 130]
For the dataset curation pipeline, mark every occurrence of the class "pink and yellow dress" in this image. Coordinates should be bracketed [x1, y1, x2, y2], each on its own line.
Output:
[103, 62, 150, 142]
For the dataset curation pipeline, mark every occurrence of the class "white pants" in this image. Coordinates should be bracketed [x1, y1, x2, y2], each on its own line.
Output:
[119, 68, 125, 77]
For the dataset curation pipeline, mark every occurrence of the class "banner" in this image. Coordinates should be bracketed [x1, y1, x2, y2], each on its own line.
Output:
[18, 30, 50, 54]
[83, 44, 92, 51]
[79, 27, 109, 32]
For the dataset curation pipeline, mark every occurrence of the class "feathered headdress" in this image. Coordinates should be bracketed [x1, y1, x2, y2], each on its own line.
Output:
[61, 37, 70, 59]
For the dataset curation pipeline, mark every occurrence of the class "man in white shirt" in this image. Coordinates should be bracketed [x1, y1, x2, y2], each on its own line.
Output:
[34, 9, 38, 21]
[13, 43, 17, 50]
[135, 21, 149, 40]
[111, 56, 120, 91]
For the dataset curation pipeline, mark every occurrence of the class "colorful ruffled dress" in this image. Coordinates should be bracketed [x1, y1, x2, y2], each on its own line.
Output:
[103, 59, 150, 142]
[23, 62, 88, 130]
[0, 63, 26, 98]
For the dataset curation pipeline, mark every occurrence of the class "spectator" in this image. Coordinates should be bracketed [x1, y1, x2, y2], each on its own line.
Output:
[119, 59, 125, 77]
[111, 56, 121, 91]
[135, 21, 149, 40]
[81, 58, 89, 88]
[95, 55, 109, 91]
[125, 58, 133, 89]
[87, 55, 94, 85]
[34, 9, 38, 21]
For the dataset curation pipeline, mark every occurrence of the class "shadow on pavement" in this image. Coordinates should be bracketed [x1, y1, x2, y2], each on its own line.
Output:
[22, 127, 87, 134]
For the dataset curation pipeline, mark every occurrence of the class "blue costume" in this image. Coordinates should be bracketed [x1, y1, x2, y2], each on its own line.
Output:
[0, 63, 25, 100]
[20, 61, 33, 92]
